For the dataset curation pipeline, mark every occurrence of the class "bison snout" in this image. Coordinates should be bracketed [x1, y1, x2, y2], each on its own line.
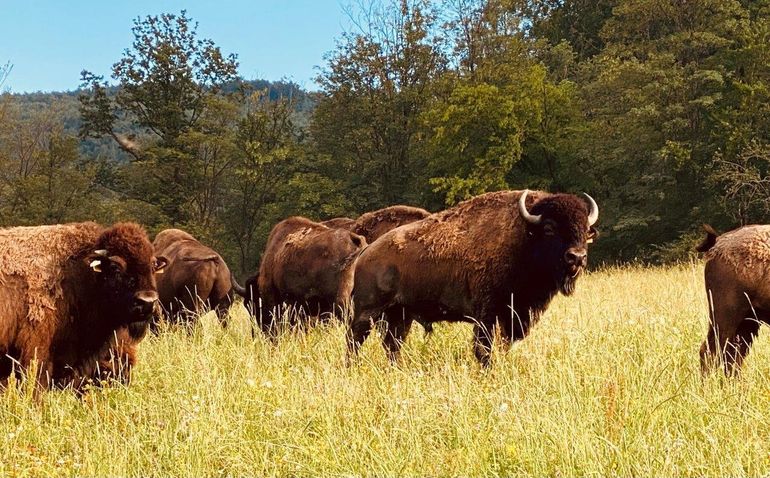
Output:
[132, 290, 159, 316]
[564, 248, 587, 269]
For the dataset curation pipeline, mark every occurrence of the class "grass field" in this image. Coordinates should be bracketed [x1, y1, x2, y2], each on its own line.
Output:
[2, 263, 770, 477]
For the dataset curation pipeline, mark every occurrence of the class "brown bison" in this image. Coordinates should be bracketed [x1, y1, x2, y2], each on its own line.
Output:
[347, 190, 598, 366]
[352, 205, 431, 242]
[697, 224, 770, 375]
[0, 222, 166, 391]
[322, 217, 356, 229]
[153, 229, 233, 326]
[232, 216, 367, 334]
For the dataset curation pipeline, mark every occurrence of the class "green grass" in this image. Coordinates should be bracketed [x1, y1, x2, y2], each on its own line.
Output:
[3, 263, 770, 476]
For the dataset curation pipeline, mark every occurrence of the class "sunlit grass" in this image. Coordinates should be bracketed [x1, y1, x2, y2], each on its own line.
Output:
[2, 263, 770, 476]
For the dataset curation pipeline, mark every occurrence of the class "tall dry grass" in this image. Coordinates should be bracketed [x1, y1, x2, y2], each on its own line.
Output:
[2, 263, 770, 476]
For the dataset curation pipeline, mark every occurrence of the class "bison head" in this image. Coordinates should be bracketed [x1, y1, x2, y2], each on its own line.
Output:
[519, 190, 598, 295]
[84, 223, 168, 325]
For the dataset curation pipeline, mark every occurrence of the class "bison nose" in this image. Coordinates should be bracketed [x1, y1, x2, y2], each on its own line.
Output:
[564, 248, 587, 266]
[133, 290, 159, 316]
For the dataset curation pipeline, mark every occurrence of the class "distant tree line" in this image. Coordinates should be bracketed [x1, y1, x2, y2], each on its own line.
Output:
[2, 2, 769, 271]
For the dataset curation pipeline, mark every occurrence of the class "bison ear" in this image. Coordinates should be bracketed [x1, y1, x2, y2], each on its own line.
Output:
[350, 233, 366, 248]
[587, 226, 599, 243]
[154, 256, 169, 274]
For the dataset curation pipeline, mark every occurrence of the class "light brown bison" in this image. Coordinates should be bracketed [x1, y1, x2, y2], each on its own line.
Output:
[153, 229, 233, 326]
[697, 224, 770, 375]
[352, 205, 431, 242]
[232, 216, 367, 334]
[347, 190, 598, 366]
[0, 222, 166, 391]
[322, 217, 356, 229]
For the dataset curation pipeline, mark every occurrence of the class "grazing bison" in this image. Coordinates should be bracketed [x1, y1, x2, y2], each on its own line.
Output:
[0, 222, 166, 391]
[153, 229, 233, 326]
[232, 217, 367, 334]
[347, 189, 598, 366]
[697, 224, 770, 375]
[322, 217, 356, 229]
[352, 205, 431, 243]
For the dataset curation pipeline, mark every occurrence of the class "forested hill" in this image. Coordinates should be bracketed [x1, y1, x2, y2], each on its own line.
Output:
[8, 79, 315, 158]
[2, 3, 770, 274]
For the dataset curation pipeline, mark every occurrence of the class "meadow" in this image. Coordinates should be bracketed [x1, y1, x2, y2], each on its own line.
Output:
[2, 263, 770, 477]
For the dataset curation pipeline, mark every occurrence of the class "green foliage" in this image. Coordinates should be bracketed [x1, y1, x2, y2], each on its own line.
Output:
[3, 0, 770, 265]
[424, 82, 524, 204]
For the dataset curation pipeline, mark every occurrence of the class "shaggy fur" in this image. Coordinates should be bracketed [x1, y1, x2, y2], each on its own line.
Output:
[321, 217, 356, 229]
[0, 222, 161, 391]
[352, 205, 431, 243]
[153, 229, 233, 326]
[62, 321, 148, 389]
[235, 217, 367, 335]
[347, 190, 598, 366]
[698, 224, 770, 375]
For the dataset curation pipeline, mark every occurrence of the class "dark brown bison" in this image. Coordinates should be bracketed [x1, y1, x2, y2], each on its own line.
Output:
[153, 229, 233, 327]
[0, 222, 166, 391]
[697, 224, 770, 375]
[322, 217, 356, 229]
[347, 189, 598, 366]
[352, 205, 431, 242]
[232, 216, 367, 334]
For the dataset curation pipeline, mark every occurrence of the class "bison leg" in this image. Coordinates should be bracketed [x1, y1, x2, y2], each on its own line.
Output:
[700, 283, 757, 375]
[724, 319, 761, 376]
[20, 346, 52, 391]
[414, 315, 434, 336]
[346, 309, 381, 365]
[472, 318, 497, 367]
[213, 295, 232, 329]
[381, 306, 414, 363]
[699, 326, 719, 375]
[498, 306, 534, 351]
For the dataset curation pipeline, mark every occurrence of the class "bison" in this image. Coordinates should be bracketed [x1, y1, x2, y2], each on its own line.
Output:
[0, 222, 166, 391]
[152, 228, 233, 327]
[697, 224, 770, 375]
[347, 189, 598, 366]
[232, 216, 367, 334]
[352, 205, 431, 242]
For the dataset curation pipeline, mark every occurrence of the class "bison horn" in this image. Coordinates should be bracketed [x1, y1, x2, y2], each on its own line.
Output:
[518, 190, 542, 225]
[94, 249, 108, 256]
[584, 193, 599, 226]
[230, 273, 248, 298]
[89, 259, 103, 273]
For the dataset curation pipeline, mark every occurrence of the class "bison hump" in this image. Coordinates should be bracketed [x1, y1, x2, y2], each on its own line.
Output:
[180, 251, 219, 262]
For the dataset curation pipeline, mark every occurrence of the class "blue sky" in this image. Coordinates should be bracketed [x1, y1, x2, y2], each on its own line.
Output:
[0, 0, 349, 93]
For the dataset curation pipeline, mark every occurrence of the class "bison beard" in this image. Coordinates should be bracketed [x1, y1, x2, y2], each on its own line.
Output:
[347, 190, 598, 366]
[0, 222, 165, 391]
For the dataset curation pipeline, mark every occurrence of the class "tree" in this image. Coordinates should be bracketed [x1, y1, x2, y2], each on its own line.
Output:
[0, 99, 99, 225]
[312, 0, 447, 211]
[574, 0, 750, 260]
[79, 10, 239, 226]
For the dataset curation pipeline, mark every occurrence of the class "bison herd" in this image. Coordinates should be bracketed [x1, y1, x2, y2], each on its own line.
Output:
[0, 189, 765, 394]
